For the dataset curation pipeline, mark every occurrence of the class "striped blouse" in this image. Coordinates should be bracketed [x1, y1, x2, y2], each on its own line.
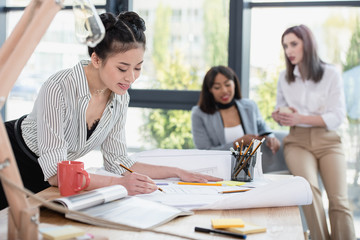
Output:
[21, 60, 135, 180]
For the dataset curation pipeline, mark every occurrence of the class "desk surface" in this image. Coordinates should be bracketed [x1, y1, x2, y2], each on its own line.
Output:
[0, 185, 305, 240]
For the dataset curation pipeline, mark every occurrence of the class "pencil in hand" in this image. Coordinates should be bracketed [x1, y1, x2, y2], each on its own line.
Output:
[119, 163, 165, 193]
[119, 163, 133, 173]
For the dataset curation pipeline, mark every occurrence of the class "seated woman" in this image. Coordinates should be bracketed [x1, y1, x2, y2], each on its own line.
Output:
[191, 65, 280, 153]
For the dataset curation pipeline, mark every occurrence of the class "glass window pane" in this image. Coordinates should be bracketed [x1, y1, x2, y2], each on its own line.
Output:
[5, 9, 104, 120]
[126, 107, 193, 151]
[249, 7, 360, 127]
[131, 0, 229, 90]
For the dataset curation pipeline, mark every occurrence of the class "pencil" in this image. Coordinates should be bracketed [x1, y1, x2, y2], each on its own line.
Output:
[177, 182, 223, 186]
[219, 189, 251, 194]
[234, 138, 265, 177]
[233, 139, 255, 172]
[119, 163, 133, 173]
[240, 139, 244, 154]
[119, 164, 164, 192]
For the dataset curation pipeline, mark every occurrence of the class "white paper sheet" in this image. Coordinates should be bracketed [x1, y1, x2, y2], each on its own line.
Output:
[137, 176, 312, 210]
[87, 149, 312, 210]
[131, 149, 233, 180]
[197, 176, 313, 210]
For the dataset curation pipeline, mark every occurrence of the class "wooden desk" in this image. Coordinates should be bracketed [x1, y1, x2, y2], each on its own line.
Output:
[0, 186, 305, 240]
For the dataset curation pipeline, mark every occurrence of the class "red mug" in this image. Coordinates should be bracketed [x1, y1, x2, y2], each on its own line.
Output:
[57, 161, 90, 196]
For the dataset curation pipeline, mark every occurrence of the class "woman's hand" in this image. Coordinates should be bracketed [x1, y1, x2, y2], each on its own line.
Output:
[176, 169, 223, 183]
[117, 172, 158, 196]
[277, 107, 302, 126]
[234, 134, 258, 148]
[265, 137, 281, 154]
[272, 109, 281, 124]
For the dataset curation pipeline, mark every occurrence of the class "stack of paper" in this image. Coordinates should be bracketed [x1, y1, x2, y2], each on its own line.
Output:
[89, 149, 313, 211]
[198, 175, 312, 210]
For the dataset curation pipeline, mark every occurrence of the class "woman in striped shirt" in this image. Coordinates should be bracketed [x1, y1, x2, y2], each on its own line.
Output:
[0, 11, 221, 209]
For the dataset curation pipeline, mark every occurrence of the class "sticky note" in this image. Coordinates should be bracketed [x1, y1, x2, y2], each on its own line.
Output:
[216, 181, 245, 186]
[211, 218, 245, 229]
[226, 222, 267, 234]
[39, 225, 85, 240]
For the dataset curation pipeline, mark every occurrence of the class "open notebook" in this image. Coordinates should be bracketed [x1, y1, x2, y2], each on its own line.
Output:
[53, 185, 193, 229]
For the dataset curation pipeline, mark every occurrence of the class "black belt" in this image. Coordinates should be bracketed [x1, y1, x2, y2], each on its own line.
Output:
[14, 114, 39, 163]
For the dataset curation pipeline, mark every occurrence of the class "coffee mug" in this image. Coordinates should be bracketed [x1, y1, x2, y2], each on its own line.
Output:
[57, 161, 90, 196]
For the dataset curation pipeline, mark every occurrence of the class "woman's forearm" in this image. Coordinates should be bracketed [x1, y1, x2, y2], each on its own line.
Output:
[48, 173, 123, 190]
[130, 162, 181, 179]
[299, 114, 326, 127]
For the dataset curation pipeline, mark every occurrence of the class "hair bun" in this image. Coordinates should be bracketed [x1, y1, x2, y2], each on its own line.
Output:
[118, 11, 146, 32]
[100, 12, 117, 31]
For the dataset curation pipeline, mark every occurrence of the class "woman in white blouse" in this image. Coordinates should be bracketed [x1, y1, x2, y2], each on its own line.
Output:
[272, 24, 355, 240]
[0, 12, 220, 210]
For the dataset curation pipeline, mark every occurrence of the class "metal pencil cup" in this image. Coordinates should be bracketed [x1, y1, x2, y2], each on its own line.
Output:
[231, 152, 257, 182]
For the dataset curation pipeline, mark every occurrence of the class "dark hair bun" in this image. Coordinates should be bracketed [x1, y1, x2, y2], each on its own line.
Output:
[100, 12, 117, 31]
[89, 11, 146, 59]
[118, 11, 146, 32]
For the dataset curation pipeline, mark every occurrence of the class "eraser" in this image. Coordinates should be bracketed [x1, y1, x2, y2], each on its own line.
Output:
[39, 225, 85, 240]
[211, 218, 245, 229]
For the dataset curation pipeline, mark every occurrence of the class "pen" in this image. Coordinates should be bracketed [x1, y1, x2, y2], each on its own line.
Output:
[177, 182, 223, 186]
[119, 164, 164, 192]
[194, 227, 247, 239]
[219, 189, 251, 194]
[230, 147, 237, 156]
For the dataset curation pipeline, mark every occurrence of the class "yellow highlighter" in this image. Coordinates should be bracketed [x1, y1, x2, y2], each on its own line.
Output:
[177, 182, 223, 186]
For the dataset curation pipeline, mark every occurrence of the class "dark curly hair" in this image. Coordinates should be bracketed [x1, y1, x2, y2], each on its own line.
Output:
[88, 11, 146, 61]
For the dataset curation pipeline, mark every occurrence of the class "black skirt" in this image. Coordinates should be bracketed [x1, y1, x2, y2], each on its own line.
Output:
[0, 116, 50, 210]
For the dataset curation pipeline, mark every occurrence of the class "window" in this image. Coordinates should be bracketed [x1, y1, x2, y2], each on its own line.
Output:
[5, 10, 93, 120]
[132, 0, 229, 91]
[128, 0, 230, 151]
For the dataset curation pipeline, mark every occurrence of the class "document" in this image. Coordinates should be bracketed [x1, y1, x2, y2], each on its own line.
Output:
[138, 176, 312, 210]
[88, 149, 312, 211]
[197, 176, 312, 210]
[53, 185, 193, 229]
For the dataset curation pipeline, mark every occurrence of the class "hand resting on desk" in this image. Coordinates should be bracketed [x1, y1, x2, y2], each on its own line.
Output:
[176, 168, 223, 183]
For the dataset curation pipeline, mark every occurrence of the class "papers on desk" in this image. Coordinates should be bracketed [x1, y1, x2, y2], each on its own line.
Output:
[137, 176, 312, 210]
[89, 149, 312, 211]
[198, 175, 312, 210]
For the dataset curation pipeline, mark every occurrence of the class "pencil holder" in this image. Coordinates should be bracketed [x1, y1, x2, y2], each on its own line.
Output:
[231, 152, 257, 182]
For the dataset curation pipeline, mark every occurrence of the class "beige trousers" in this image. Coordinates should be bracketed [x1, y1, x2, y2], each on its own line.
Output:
[283, 127, 355, 240]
